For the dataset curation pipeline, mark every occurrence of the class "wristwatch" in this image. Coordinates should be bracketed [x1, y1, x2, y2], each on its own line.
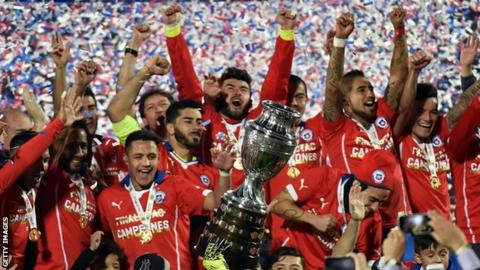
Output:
[125, 47, 138, 57]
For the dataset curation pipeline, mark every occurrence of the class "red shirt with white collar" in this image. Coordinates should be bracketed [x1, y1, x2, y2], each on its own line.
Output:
[320, 98, 411, 229]
[97, 172, 210, 270]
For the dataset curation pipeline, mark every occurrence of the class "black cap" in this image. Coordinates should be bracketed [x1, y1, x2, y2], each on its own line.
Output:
[134, 253, 169, 270]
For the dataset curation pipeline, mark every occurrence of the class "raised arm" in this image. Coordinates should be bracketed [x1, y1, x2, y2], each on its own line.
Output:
[107, 56, 170, 123]
[258, 8, 297, 104]
[163, 3, 203, 103]
[0, 90, 82, 194]
[459, 35, 478, 91]
[23, 90, 46, 131]
[117, 24, 151, 88]
[446, 96, 480, 160]
[393, 50, 432, 137]
[332, 182, 365, 256]
[447, 77, 480, 129]
[51, 32, 71, 113]
[203, 143, 235, 210]
[384, 7, 409, 111]
[323, 13, 355, 122]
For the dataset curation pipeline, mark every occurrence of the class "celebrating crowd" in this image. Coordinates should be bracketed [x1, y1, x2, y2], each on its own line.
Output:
[1, 2, 480, 270]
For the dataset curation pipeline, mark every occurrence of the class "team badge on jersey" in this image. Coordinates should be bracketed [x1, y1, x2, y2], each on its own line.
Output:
[216, 132, 227, 142]
[432, 135, 443, 147]
[375, 117, 389, 129]
[200, 175, 211, 186]
[155, 191, 166, 204]
[300, 129, 313, 142]
[372, 169, 385, 184]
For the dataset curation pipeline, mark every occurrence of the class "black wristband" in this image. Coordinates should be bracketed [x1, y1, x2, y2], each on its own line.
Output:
[125, 47, 138, 57]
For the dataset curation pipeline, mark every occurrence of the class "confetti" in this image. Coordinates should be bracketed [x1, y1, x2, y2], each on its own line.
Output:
[0, 1, 478, 133]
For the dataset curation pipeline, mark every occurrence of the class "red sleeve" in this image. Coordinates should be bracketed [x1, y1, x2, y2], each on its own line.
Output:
[166, 33, 204, 103]
[377, 98, 397, 125]
[96, 191, 112, 234]
[176, 177, 209, 215]
[354, 212, 382, 260]
[259, 37, 295, 104]
[446, 97, 480, 160]
[320, 115, 347, 140]
[285, 167, 337, 204]
[0, 118, 64, 195]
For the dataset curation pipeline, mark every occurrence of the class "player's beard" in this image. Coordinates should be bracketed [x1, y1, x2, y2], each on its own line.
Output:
[174, 127, 201, 149]
[215, 93, 250, 121]
[60, 156, 89, 176]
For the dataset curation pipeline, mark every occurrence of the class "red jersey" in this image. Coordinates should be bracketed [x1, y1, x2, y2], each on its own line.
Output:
[35, 164, 97, 270]
[97, 172, 210, 270]
[92, 135, 128, 187]
[321, 98, 411, 228]
[279, 167, 382, 270]
[397, 117, 451, 219]
[267, 115, 326, 252]
[0, 186, 36, 269]
[446, 97, 480, 243]
[0, 118, 64, 195]
[166, 32, 294, 188]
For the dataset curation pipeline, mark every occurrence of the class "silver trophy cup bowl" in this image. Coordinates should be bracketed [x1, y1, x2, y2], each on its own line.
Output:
[195, 100, 300, 269]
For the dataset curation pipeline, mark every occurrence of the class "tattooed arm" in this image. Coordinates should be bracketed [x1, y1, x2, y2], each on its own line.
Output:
[323, 13, 355, 122]
[384, 7, 409, 111]
[271, 191, 336, 233]
[447, 78, 480, 129]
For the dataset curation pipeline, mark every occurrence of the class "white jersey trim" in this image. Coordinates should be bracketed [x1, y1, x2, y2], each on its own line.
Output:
[54, 183, 69, 269]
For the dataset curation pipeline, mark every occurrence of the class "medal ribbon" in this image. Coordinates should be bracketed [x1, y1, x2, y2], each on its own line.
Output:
[221, 118, 247, 158]
[71, 176, 87, 216]
[19, 187, 37, 230]
[414, 139, 438, 179]
[287, 122, 305, 167]
[351, 118, 382, 149]
[126, 181, 156, 234]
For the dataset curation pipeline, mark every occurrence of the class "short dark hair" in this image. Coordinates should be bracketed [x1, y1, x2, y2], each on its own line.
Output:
[414, 234, 439, 253]
[340, 69, 366, 97]
[166, 99, 203, 124]
[10, 130, 38, 149]
[219, 67, 252, 90]
[83, 86, 97, 106]
[125, 130, 160, 152]
[288, 74, 308, 99]
[268, 247, 305, 269]
[90, 238, 126, 270]
[416, 83, 437, 101]
[139, 89, 175, 118]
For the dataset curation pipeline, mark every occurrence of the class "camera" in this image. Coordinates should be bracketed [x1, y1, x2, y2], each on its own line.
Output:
[325, 257, 355, 270]
[399, 214, 432, 235]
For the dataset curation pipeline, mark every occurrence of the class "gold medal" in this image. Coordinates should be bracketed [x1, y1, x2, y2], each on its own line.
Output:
[430, 176, 441, 189]
[287, 166, 300, 178]
[79, 214, 89, 228]
[140, 230, 153, 244]
[28, 228, 41, 242]
[233, 157, 243, 170]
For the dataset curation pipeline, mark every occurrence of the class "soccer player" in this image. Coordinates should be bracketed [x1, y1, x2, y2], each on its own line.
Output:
[447, 94, 480, 251]
[0, 94, 80, 269]
[51, 32, 128, 188]
[270, 150, 396, 269]
[268, 247, 305, 270]
[97, 130, 234, 269]
[321, 9, 411, 231]
[267, 75, 326, 252]
[161, 3, 296, 188]
[35, 116, 96, 269]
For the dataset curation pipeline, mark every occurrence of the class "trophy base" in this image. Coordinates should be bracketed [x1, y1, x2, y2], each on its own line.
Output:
[195, 192, 267, 270]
